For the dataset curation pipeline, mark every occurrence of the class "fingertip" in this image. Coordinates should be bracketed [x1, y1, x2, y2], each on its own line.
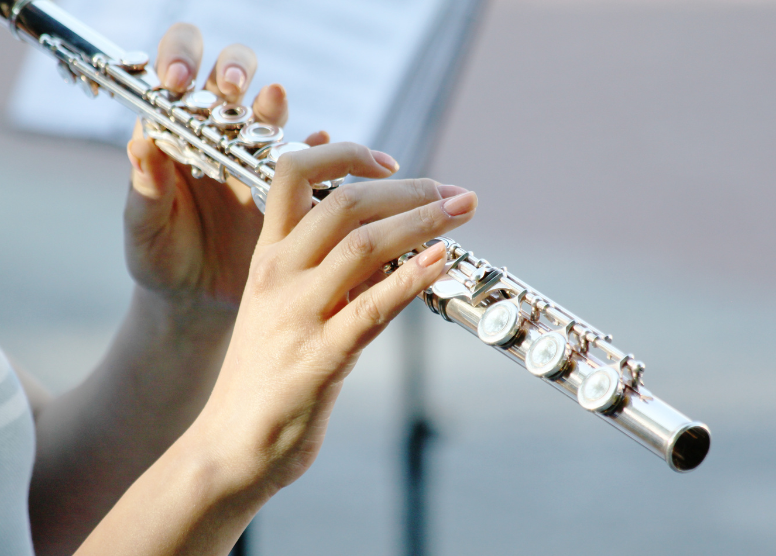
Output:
[416, 242, 447, 268]
[127, 138, 158, 169]
[128, 139, 176, 201]
[254, 83, 288, 125]
[441, 191, 478, 218]
[370, 150, 399, 173]
[305, 130, 331, 147]
[437, 184, 468, 199]
[127, 140, 143, 173]
[131, 119, 145, 141]
[163, 60, 192, 92]
[221, 65, 247, 96]
[268, 83, 286, 103]
[157, 23, 202, 91]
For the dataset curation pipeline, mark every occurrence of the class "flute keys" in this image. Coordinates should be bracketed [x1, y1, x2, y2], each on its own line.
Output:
[265, 141, 310, 163]
[57, 62, 76, 85]
[525, 332, 568, 379]
[210, 103, 253, 130]
[477, 301, 521, 346]
[239, 122, 284, 147]
[77, 75, 99, 98]
[183, 90, 222, 116]
[118, 51, 150, 73]
[578, 367, 624, 413]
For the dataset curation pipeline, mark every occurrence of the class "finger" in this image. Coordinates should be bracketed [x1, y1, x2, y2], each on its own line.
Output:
[252, 84, 289, 127]
[259, 142, 400, 246]
[125, 124, 178, 242]
[286, 178, 467, 268]
[305, 130, 330, 147]
[203, 43, 258, 104]
[315, 192, 477, 311]
[328, 242, 448, 349]
[347, 269, 387, 303]
[156, 23, 203, 93]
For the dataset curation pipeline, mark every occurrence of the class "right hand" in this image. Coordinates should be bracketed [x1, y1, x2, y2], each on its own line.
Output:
[192, 142, 478, 498]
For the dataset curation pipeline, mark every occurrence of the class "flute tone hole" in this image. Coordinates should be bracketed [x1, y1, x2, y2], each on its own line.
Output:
[671, 426, 710, 471]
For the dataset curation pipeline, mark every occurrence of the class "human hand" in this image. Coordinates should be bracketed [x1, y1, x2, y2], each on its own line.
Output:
[192, 142, 477, 499]
[123, 24, 333, 318]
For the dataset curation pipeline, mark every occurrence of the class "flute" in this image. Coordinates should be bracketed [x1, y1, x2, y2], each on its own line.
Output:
[0, 0, 711, 471]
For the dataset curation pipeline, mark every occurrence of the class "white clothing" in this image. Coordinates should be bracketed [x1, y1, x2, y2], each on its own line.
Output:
[0, 349, 36, 555]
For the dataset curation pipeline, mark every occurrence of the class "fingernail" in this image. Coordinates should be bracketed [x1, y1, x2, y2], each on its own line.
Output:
[224, 66, 247, 93]
[442, 191, 477, 217]
[127, 141, 143, 174]
[437, 184, 468, 198]
[269, 83, 286, 101]
[164, 61, 190, 91]
[371, 150, 400, 172]
[417, 242, 446, 268]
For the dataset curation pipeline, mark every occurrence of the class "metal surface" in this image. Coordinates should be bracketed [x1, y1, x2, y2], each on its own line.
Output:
[385, 238, 711, 472]
[1, 0, 340, 215]
[1, 0, 710, 472]
[477, 300, 521, 346]
[578, 366, 623, 413]
[525, 331, 568, 379]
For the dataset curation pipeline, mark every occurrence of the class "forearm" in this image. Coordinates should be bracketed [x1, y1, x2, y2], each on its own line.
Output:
[30, 285, 235, 555]
[75, 423, 272, 556]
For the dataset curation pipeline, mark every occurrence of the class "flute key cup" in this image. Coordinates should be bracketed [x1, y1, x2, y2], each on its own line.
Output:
[577, 366, 624, 413]
[477, 300, 521, 346]
[525, 331, 568, 379]
[183, 90, 222, 116]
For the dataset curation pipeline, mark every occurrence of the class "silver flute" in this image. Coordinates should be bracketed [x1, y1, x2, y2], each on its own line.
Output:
[1, 0, 710, 471]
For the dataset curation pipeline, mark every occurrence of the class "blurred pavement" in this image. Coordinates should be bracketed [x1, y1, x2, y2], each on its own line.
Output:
[2, 0, 776, 554]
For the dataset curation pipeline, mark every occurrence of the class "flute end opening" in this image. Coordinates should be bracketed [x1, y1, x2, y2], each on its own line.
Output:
[670, 423, 710, 472]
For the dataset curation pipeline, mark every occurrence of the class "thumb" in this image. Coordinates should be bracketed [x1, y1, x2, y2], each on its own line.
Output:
[125, 134, 177, 239]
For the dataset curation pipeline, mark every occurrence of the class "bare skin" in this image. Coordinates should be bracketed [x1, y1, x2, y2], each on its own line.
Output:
[20, 24, 326, 555]
[76, 144, 478, 556]
[13, 23, 478, 556]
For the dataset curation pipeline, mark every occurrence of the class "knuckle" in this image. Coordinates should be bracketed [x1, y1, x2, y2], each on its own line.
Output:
[408, 178, 441, 204]
[354, 295, 386, 326]
[343, 227, 376, 260]
[416, 203, 441, 234]
[326, 184, 360, 214]
[342, 142, 369, 161]
[393, 264, 418, 294]
[248, 252, 278, 294]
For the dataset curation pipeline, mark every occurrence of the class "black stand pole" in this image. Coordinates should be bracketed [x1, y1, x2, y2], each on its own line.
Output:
[404, 416, 434, 556]
[401, 301, 434, 556]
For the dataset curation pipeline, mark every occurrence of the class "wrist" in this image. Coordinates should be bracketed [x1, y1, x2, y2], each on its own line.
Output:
[132, 284, 237, 339]
[76, 423, 267, 555]
[182, 409, 281, 508]
[106, 286, 236, 424]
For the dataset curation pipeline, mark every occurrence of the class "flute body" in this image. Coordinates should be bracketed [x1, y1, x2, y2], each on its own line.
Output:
[0, 0, 710, 471]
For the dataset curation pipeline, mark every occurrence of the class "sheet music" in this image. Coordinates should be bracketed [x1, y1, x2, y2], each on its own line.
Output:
[8, 0, 447, 147]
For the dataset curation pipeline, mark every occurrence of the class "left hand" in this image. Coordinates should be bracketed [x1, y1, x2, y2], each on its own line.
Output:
[123, 24, 340, 317]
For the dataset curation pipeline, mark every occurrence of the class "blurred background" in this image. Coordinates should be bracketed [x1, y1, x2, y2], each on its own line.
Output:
[2, 0, 776, 554]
